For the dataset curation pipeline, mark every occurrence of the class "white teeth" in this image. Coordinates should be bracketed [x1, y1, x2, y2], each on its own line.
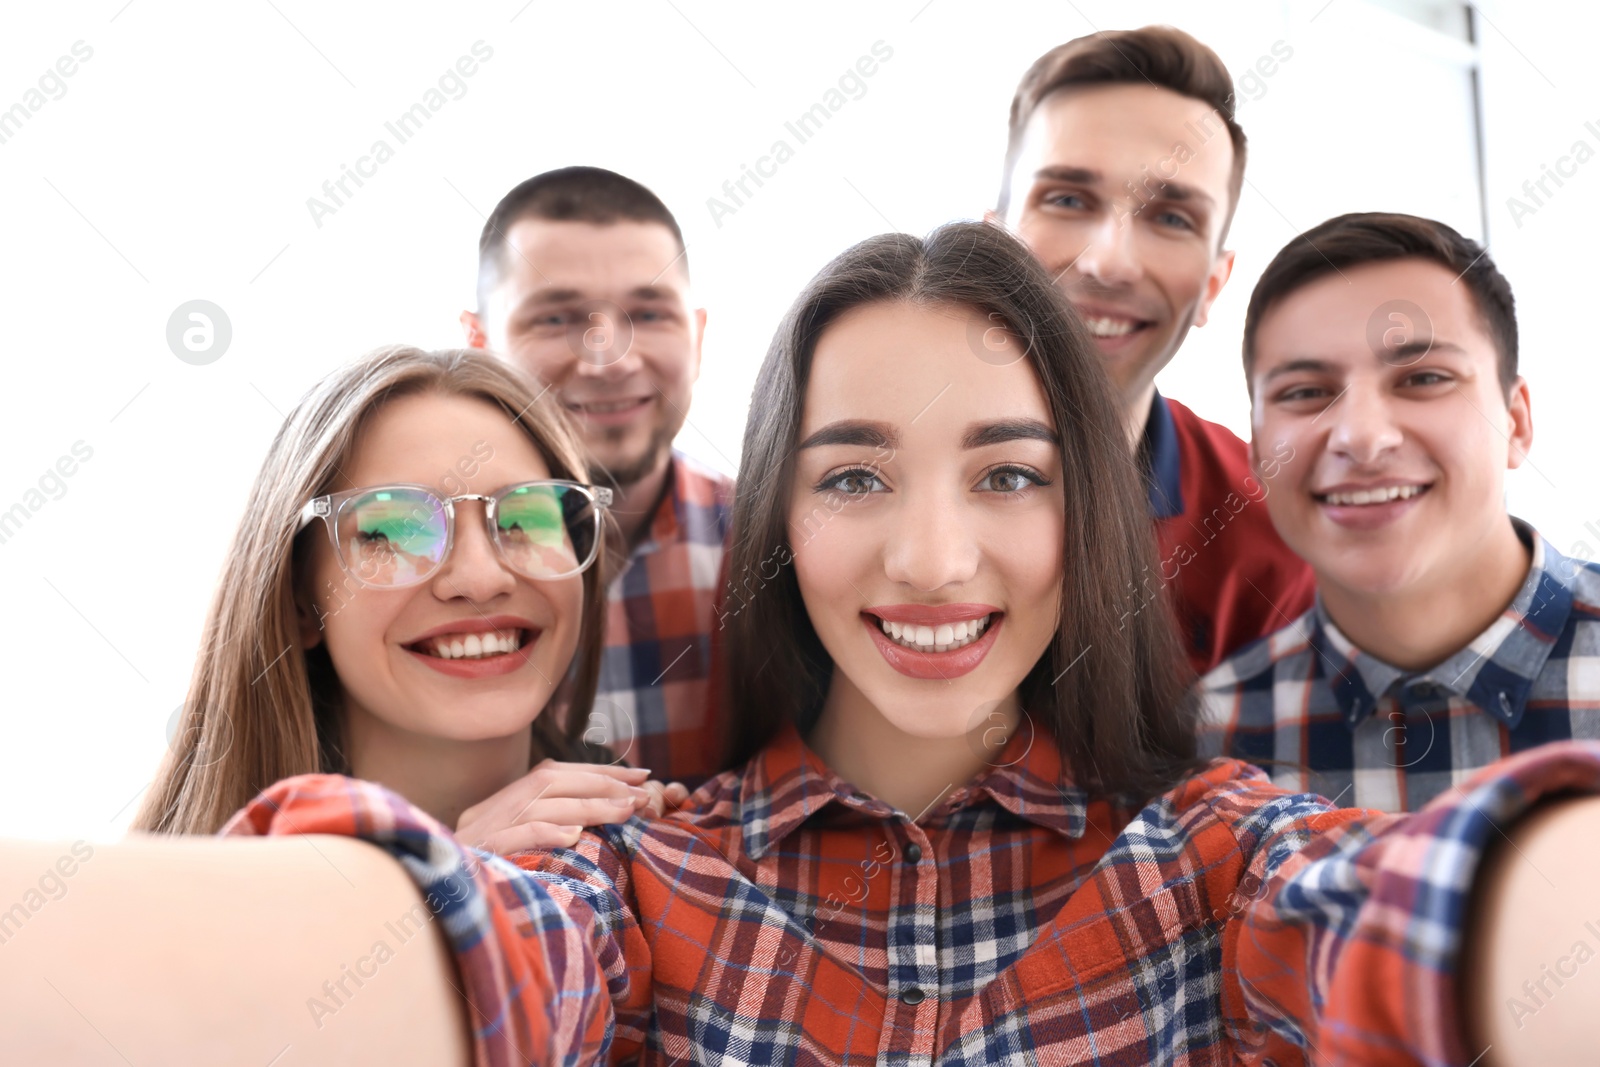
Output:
[878, 614, 991, 653]
[1323, 485, 1425, 507]
[571, 398, 643, 414]
[421, 628, 524, 660]
[1083, 316, 1138, 337]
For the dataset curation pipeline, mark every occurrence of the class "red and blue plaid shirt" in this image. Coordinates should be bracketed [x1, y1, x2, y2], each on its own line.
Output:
[587, 450, 733, 784]
[1200, 520, 1600, 811]
[224, 719, 1600, 1065]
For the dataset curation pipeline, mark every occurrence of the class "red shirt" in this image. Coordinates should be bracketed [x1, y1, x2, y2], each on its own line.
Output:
[1141, 392, 1315, 674]
[224, 728, 1600, 1065]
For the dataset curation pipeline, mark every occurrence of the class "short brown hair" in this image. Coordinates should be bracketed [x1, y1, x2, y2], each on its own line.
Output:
[1242, 212, 1519, 391]
[998, 26, 1247, 242]
[476, 166, 687, 309]
[722, 222, 1202, 801]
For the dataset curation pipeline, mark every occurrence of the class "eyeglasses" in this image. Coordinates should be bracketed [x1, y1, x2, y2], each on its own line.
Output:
[298, 480, 612, 589]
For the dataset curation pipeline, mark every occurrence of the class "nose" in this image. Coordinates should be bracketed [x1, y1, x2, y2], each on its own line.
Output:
[1071, 209, 1142, 288]
[569, 306, 644, 383]
[881, 485, 981, 593]
[430, 499, 517, 602]
[1325, 384, 1403, 466]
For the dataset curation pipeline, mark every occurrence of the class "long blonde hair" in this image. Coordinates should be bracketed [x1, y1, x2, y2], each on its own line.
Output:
[136, 345, 612, 834]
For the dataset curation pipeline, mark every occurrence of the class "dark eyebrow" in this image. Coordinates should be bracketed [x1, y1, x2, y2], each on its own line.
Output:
[1264, 343, 1472, 381]
[1034, 165, 1101, 187]
[1263, 358, 1341, 382]
[512, 283, 683, 312]
[797, 420, 898, 450]
[625, 285, 679, 301]
[1386, 340, 1467, 363]
[512, 288, 583, 310]
[962, 418, 1059, 449]
[1139, 179, 1215, 210]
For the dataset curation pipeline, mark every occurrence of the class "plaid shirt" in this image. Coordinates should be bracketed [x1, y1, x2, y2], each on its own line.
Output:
[1200, 520, 1600, 811]
[590, 450, 733, 784]
[223, 723, 1600, 1065]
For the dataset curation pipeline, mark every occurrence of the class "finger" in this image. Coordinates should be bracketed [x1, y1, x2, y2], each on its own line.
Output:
[502, 769, 650, 815]
[471, 795, 641, 834]
[470, 822, 585, 856]
[664, 782, 691, 805]
[538, 761, 652, 781]
[638, 781, 669, 819]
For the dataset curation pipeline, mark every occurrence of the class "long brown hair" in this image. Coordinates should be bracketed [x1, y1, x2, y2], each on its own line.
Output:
[136, 345, 613, 834]
[722, 222, 1201, 801]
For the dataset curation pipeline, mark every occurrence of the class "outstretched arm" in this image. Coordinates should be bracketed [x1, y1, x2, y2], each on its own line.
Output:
[1461, 794, 1600, 1065]
[1226, 740, 1600, 1065]
[0, 833, 470, 1066]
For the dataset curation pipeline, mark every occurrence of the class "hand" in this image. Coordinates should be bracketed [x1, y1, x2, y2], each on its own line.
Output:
[457, 760, 657, 854]
[638, 778, 693, 817]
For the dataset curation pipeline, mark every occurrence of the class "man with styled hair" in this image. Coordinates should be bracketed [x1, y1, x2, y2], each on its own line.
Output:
[1202, 211, 1600, 811]
[461, 166, 733, 784]
[992, 26, 1315, 673]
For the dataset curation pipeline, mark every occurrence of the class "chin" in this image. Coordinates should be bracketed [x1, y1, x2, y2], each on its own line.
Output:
[1320, 555, 1434, 601]
[869, 682, 1010, 742]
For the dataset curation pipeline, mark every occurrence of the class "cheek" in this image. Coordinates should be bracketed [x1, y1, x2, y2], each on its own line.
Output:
[319, 589, 397, 698]
[788, 503, 867, 618]
[510, 340, 576, 386]
[991, 508, 1064, 641]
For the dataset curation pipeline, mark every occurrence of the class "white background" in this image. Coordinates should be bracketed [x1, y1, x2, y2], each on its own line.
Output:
[1, 0, 1594, 839]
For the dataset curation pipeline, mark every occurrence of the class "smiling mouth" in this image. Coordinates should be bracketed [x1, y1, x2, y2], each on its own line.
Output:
[1314, 484, 1432, 506]
[565, 398, 649, 415]
[1080, 314, 1152, 339]
[405, 627, 536, 661]
[870, 613, 995, 653]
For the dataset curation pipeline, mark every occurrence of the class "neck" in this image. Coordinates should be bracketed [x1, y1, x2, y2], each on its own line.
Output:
[805, 676, 1017, 817]
[607, 451, 673, 549]
[343, 709, 532, 830]
[1123, 381, 1157, 451]
[1320, 517, 1531, 672]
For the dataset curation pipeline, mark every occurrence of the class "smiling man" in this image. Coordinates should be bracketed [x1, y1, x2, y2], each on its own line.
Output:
[1201, 212, 1600, 812]
[461, 167, 734, 783]
[993, 27, 1315, 673]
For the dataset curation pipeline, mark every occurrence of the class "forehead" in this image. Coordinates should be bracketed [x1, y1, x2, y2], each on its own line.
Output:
[801, 301, 1053, 435]
[1014, 82, 1235, 196]
[493, 217, 688, 299]
[1253, 258, 1496, 371]
[341, 392, 549, 490]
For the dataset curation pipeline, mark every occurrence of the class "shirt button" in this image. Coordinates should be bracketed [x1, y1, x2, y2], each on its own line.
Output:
[903, 843, 922, 864]
[900, 987, 926, 1005]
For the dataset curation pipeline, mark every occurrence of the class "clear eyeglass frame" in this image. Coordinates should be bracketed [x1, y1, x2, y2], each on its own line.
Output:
[297, 479, 613, 589]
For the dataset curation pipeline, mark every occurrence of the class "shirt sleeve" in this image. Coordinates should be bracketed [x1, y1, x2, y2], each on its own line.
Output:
[220, 773, 653, 1067]
[1217, 740, 1600, 1064]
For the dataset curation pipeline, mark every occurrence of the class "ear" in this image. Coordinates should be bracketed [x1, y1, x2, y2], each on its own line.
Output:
[691, 307, 708, 384]
[1193, 248, 1236, 329]
[1505, 375, 1534, 469]
[295, 588, 324, 651]
[983, 208, 1003, 228]
[460, 309, 488, 349]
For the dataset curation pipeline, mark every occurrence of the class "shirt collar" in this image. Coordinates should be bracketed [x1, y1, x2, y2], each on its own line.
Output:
[1141, 391, 1184, 519]
[1311, 520, 1573, 730]
[634, 451, 688, 556]
[738, 720, 1090, 860]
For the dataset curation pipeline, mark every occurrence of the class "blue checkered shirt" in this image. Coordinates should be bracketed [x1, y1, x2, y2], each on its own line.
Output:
[1200, 519, 1600, 811]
